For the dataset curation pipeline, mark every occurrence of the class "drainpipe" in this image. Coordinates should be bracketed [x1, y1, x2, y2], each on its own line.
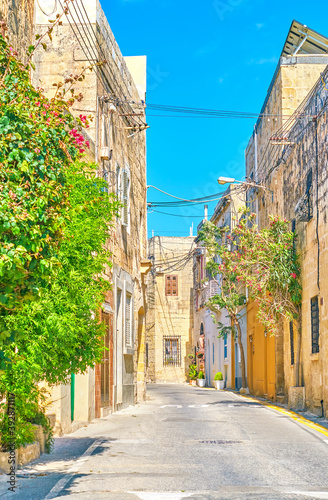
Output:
[95, 96, 99, 167]
[71, 373, 75, 422]
[254, 125, 259, 225]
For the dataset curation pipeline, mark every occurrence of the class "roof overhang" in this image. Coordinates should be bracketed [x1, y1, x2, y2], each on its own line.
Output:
[281, 20, 328, 57]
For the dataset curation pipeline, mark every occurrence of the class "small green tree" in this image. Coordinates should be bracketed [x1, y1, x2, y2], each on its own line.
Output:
[199, 221, 247, 389]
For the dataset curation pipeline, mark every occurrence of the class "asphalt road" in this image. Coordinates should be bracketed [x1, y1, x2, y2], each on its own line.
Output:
[1, 384, 328, 499]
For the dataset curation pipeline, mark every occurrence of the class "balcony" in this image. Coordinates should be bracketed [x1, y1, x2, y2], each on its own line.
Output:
[198, 279, 220, 308]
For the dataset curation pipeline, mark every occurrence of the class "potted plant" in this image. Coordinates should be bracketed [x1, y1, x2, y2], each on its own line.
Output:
[188, 364, 198, 386]
[197, 370, 206, 387]
[214, 372, 224, 390]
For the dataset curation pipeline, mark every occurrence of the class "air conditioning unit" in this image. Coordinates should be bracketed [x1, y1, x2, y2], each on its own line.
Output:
[100, 147, 112, 160]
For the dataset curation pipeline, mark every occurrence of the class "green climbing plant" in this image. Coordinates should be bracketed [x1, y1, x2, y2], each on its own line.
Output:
[0, 33, 120, 450]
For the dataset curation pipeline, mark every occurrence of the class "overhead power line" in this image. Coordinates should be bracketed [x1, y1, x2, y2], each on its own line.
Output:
[149, 209, 210, 218]
[109, 97, 313, 120]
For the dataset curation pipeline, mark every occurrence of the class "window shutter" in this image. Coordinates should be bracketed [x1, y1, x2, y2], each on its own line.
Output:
[311, 296, 319, 353]
[165, 275, 171, 296]
[122, 169, 129, 226]
[165, 275, 178, 296]
[172, 276, 178, 296]
[125, 294, 132, 346]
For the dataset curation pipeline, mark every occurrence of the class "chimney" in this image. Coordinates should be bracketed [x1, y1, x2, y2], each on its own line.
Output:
[204, 204, 208, 221]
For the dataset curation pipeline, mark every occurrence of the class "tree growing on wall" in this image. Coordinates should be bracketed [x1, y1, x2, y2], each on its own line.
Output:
[199, 210, 301, 390]
[0, 33, 119, 449]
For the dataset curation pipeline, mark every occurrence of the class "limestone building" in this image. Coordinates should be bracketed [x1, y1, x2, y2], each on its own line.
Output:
[147, 237, 195, 383]
[246, 20, 328, 414]
[33, 0, 150, 434]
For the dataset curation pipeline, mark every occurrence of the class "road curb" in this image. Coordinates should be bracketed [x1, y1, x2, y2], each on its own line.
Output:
[234, 391, 328, 439]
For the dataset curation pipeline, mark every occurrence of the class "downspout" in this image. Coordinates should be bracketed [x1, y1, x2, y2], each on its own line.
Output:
[314, 116, 320, 293]
[95, 96, 99, 168]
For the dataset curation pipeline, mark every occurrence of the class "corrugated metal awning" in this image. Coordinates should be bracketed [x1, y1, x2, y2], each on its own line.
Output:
[281, 20, 328, 56]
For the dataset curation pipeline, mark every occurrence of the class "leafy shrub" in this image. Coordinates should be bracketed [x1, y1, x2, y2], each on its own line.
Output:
[198, 371, 205, 379]
[214, 372, 223, 381]
[188, 364, 198, 380]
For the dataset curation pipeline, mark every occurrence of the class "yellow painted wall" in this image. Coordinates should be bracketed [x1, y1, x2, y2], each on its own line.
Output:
[247, 301, 276, 400]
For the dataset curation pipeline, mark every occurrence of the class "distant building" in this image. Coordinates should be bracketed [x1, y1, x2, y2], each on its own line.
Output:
[146, 236, 195, 384]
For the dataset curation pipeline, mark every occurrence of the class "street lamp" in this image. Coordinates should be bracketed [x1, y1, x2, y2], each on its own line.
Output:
[217, 176, 257, 187]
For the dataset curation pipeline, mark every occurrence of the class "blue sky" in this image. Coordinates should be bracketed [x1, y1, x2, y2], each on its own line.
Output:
[103, 0, 328, 238]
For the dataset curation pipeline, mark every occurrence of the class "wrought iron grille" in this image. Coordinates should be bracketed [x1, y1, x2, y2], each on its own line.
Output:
[163, 336, 181, 367]
[311, 296, 320, 354]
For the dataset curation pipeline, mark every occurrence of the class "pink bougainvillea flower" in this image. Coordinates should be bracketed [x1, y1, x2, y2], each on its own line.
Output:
[290, 272, 297, 279]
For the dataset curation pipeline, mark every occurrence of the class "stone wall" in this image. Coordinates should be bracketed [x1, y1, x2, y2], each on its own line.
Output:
[246, 54, 328, 415]
[0, 0, 35, 63]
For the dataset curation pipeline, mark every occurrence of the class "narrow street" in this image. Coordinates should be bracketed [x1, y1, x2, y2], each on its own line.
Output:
[2, 384, 328, 500]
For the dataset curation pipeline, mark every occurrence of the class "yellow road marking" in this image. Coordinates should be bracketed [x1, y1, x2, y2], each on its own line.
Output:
[238, 393, 328, 438]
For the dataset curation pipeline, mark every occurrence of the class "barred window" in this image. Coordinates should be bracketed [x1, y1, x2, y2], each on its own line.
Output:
[125, 294, 132, 347]
[121, 168, 130, 227]
[163, 337, 181, 367]
[311, 296, 319, 354]
[165, 275, 178, 296]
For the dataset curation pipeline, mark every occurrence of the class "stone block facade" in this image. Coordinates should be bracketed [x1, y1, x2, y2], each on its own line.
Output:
[245, 23, 328, 416]
[32, 0, 149, 433]
[0, 0, 35, 63]
[147, 237, 195, 383]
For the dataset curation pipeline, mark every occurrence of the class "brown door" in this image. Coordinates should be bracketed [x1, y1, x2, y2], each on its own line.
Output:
[101, 312, 113, 408]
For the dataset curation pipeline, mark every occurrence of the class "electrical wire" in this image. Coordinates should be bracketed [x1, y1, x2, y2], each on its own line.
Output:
[58, 0, 146, 130]
[111, 97, 313, 120]
[37, 0, 57, 16]
[149, 209, 210, 218]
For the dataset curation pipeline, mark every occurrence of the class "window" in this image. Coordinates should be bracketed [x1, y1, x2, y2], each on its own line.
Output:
[121, 167, 130, 227]
[311, 296, 319, 353]
[212, 343, 215, 364]
[125, 293, 132, 347]
[101, 312, 110, 405]
[163, 336, 181, 366]
[224, 335, 228, 360]
[116, 164, 121, 199]
[290, 321, 294, 365]
[101, 113, 110, 148]
[165, 275, 178, 296]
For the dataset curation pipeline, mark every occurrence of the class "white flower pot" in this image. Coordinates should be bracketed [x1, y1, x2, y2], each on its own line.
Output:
[214, 380, 225, 390]
[197, 379, 206, 387]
